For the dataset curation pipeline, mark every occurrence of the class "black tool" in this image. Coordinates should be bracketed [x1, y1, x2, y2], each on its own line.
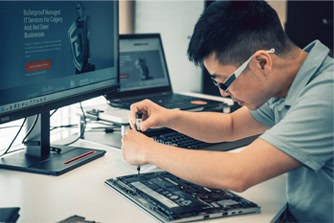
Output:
[135, 111, 143, 177]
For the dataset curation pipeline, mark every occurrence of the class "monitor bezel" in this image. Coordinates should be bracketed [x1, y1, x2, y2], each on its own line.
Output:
[0, 1, 119, 176]
[0, 84, 119, 124]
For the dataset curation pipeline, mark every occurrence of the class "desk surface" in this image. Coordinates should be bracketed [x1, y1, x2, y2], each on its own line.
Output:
[0, 139, 287, 223]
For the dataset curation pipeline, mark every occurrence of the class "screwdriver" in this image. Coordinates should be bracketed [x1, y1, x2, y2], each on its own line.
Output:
[135, 111, 143, 178]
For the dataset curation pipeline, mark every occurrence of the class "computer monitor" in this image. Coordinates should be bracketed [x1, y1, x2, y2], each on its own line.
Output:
[0, 1, 119, 175]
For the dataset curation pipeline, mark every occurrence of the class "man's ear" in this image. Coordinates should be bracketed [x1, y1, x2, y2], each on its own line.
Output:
[254, 51, 273, 72]
[257, 57, 266, 70]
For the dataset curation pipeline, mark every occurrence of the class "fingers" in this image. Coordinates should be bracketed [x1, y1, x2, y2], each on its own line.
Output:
[128, 114, 135, 130]
[121, 129, 139, 139]
[129, 99, 153, 128]
[121, 129, 152, 165]
[129, 105, 138, 127]
[129, 99, 169, 131]
[140, 118, 155, 132]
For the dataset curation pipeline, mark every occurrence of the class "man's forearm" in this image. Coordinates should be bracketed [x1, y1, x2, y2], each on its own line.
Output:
[147, 143, 246, 192]
[166, 110, 233, 143]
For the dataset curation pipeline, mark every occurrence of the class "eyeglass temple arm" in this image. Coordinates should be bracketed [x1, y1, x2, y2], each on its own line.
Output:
[234, 48, 275, 79]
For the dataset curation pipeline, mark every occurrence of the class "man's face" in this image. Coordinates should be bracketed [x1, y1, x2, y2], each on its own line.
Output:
[203, 53, 271, 110]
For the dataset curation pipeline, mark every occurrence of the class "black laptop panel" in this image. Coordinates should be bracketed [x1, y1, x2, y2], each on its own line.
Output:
[107, 34, 172, 101]
[106, 33, 224, 111]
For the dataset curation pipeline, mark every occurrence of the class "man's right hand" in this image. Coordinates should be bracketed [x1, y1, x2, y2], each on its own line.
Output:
[129, 99, 173, 132]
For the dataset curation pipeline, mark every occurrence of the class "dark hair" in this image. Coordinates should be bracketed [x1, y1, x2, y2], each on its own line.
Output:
[187, 1, 295, 66]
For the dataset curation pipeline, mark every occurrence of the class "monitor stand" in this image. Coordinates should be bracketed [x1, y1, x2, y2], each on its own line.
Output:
[0, 112, 105, 176]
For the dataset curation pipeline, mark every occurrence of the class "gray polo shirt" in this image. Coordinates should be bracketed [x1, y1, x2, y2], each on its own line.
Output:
[250, 40, 333, 222]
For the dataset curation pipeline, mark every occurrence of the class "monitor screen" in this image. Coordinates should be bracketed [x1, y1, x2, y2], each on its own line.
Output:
[119, 37, 170, 92]
[0, 0, 119, 123]
[0, 0, 119, 175]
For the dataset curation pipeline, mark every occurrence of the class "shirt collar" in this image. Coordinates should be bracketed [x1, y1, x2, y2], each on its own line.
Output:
[284, 40, 330, 106]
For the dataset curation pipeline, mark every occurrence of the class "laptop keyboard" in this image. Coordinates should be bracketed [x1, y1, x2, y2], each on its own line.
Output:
[144, 128, 259, 152]
[153, 131, 213, 149]
[144, 128, 217, 150]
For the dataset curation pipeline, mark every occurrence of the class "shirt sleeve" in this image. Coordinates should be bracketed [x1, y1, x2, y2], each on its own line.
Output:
[258, 73, 334, 172]
[250, 99, 276, 128]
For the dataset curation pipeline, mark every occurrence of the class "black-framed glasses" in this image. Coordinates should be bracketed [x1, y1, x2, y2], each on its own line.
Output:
[211, 49, 275, 93]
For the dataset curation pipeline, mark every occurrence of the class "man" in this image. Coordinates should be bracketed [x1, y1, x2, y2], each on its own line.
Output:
[122, 1, 333, 222]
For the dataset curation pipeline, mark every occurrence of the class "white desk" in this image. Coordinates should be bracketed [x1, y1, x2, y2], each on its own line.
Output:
[0, 139, 287, 223]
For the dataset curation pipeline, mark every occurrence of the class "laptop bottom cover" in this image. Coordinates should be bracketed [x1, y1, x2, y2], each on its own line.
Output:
[105, 171, 260, 223]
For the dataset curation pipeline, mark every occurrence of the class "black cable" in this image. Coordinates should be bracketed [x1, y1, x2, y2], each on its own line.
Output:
[50, 109, 58, 117]
[50, 124, 78, 131]
[62, 103, 86, 146]
[88, 127, 121, 133]
[21, 114, 39, 144]
[51, 123, 121, 133]
[19, 110, 56, 145]
[0, 118, 27, 157]
[2, 148, 25, 156]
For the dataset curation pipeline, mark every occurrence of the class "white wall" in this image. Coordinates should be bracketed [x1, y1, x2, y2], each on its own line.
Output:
[134, 0, 287, 94]
[268, 0, 287, 28]
[135, 0, 204, 93]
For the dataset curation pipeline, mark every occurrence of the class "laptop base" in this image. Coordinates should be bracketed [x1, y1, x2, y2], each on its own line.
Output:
[105, 171, 260, 223]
